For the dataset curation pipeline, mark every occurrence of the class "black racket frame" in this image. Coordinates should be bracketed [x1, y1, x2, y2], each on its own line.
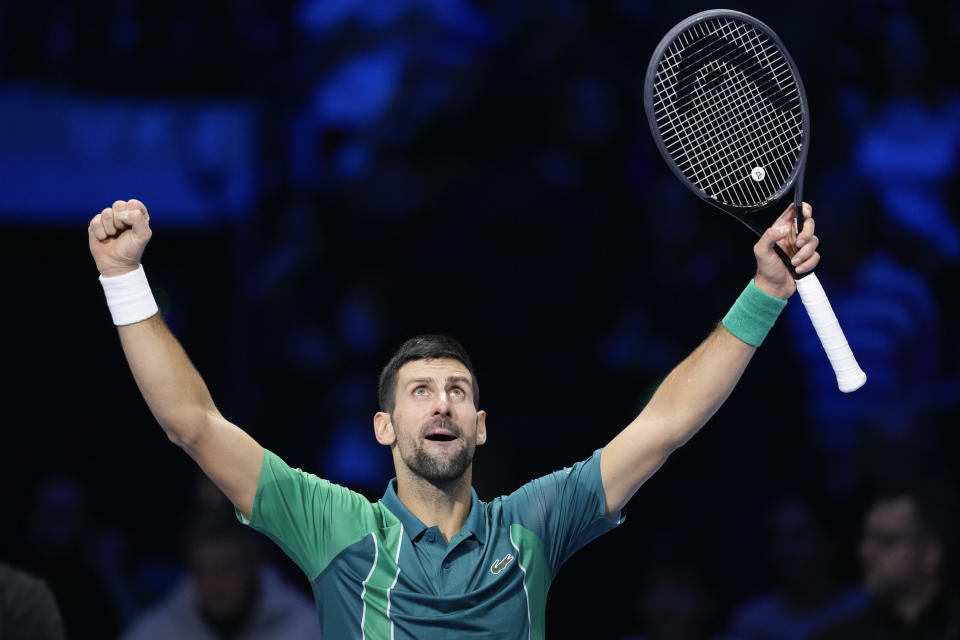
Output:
[643, 9, 810, 278]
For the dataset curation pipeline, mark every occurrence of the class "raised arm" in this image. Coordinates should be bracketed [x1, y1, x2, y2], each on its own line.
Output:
[600, 203, 819, 516]
[88, 199, 263, 519]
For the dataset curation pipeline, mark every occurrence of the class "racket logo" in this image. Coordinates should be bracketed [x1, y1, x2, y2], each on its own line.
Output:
[751, 167, 766, 182]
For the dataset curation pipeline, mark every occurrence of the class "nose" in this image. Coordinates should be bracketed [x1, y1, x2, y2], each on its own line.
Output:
[433, 391, 453, 416]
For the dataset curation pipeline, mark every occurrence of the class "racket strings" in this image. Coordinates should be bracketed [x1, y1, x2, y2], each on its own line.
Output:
[657, 21, 800, 204]
[709, 21, 802, 190]
[651, 18, 803, 207]
[690, 56, 800, 200]
[657, 20, 798, 142]
[664, 22, 793, 109]
[672, 60, 787, 196]
[655, 66, 775, 201]
[661, 22, 799, 201]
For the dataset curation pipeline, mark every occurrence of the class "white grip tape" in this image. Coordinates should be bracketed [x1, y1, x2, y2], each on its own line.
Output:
[99, 265, 159, 326]
[796, 273, 866, 393]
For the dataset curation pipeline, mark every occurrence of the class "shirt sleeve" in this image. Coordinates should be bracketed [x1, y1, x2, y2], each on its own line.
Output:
[503, 448, 625, 577]
[236, 448, 380, 580]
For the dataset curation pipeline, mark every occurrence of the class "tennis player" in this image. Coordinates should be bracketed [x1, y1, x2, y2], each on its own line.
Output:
[89, 198, 819, 639]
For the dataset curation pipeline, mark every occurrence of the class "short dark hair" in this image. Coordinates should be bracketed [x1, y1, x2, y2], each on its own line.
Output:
[377, 334, 479, 413]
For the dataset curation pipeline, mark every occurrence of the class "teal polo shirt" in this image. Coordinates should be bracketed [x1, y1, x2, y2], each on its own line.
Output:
[239, 448, 623, 639]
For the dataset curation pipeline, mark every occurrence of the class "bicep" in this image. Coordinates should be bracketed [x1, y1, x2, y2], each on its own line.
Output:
[179, 412, 264, 520]
[600, 412, 674, 516]
[601, 326, 755, 515]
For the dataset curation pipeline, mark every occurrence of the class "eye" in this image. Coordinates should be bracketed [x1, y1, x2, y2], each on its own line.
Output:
[413, 387, 428, 397]
[449, 387, 465, 399]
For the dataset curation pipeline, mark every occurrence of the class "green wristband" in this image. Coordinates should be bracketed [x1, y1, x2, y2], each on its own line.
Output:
[722, 279, 788, 347]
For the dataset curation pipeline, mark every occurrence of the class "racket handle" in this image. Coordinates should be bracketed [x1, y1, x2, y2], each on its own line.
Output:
[795, 273, 866, 392]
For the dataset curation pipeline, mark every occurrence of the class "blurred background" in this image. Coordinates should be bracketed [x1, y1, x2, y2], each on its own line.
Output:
[1, 0, 958, 638]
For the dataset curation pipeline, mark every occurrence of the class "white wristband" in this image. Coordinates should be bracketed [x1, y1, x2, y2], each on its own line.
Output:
[99, 265, 160, 326]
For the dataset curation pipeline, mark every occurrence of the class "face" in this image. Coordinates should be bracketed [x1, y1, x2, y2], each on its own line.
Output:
[859, 496, 939, 601]
[375, 358, 486, 485]
[189, 537, 258, 622]
[771, 502, 824, 584]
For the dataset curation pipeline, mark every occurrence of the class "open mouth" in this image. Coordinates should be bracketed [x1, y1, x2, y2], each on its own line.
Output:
[425, 433, 457, 442]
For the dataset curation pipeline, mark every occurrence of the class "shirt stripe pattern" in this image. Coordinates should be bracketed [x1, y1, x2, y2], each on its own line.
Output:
[387, 525, 404, 640]
[361, 525, 404, 639]
[510, 524, 549, 640]
[508, 527, 532, 640]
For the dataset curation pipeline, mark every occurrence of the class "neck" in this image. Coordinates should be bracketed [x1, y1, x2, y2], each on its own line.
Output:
[893, 579, 941, 623]
[396, 467, 473, 542]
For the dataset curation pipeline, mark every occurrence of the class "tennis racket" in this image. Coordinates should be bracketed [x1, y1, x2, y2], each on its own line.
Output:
[643, 9, 866, 393]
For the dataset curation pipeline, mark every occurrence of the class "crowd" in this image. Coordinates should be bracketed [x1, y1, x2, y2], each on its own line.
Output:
[1, 0, 957, 637]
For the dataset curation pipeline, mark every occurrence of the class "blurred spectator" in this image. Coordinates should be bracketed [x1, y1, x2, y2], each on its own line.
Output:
[0, 561, 66, 640]
[119, 504, 320, 640]
[22, 476, 128, 638]
[621, 557, 730, 640]
[728, 499, 867, 639]
[814, 484, 960, 639]
[786, 254, 947, 495]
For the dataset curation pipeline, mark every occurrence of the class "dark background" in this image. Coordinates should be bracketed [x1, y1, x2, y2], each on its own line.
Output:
[1, 0, 958, 637]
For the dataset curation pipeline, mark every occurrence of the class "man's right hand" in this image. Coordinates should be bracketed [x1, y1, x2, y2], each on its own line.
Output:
[88, 199, 153, 277]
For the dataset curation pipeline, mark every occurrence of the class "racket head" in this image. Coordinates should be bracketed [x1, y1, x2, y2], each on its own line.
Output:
[643, 10, 809, 234]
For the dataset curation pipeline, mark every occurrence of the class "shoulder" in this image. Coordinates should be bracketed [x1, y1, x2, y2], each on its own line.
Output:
[491, 448, 611, 536]
[119, 582, 194, 640]
[259, 449, 377, 513]
[0, 562, 50, 598]
[500, 450, 604, 506]
[0, 563, 64, 623]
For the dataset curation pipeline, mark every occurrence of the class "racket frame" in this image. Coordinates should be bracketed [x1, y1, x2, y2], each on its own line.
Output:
[643, 9, 811, 249]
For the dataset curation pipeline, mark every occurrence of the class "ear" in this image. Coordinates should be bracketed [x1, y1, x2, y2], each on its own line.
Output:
[374, 412, 396, 446]
[476, 410, 487, 446]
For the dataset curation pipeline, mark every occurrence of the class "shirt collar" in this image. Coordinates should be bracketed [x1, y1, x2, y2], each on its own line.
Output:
[380, 479, 487, 545]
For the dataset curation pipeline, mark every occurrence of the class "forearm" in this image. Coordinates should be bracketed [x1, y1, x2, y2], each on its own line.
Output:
[118, 313, 218, 445]
[600, 324, 756, 516]
[602, 278, 789, 514]
[625, 279, 787, 452]
[641, 323, 754, 450]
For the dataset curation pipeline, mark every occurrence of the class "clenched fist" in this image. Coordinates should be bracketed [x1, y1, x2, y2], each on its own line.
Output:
[88, 199, 153, 277]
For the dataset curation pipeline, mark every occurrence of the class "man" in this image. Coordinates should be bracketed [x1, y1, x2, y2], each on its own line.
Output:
[88, 198, 820, 638]
[815, 487, 960, 639]
[120, 504, 321, 640]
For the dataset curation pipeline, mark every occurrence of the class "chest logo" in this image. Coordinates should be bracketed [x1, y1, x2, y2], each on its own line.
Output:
[490, 553, 514, 575]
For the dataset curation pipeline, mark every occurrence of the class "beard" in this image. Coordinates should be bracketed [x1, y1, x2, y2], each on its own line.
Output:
[398, 416, 474, 485]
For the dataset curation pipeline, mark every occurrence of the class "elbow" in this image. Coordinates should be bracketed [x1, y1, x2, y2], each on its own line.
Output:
[164, 426, 196, 449]
[667, 430, 694, 453]
[665, 419, 706, 453]
[160, 409, 216, 451]
[643, 423, 698, 460]
[661, 404, 712, 452]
